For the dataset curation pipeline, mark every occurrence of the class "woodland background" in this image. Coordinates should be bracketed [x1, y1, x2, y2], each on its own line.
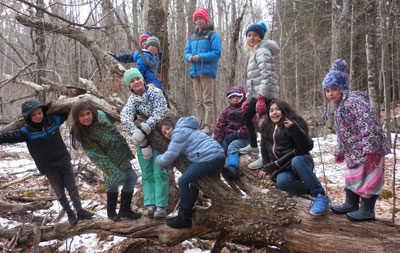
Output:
[0, 0, 399, 134]
[0, 0, 400, 252]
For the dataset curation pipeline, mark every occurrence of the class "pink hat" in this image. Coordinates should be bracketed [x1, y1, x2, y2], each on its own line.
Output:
[193, 8, 208, 24]
[139, 32, 151, 44]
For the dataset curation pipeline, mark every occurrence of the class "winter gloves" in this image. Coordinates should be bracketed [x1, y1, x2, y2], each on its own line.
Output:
[241, 99, 249, 110]
[131, 122, 153, 160]
[256, 94, 267, 115]
[335, 156, 344, 164]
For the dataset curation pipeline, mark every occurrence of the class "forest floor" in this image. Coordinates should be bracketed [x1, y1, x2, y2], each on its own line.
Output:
[0, 129, 399, 252]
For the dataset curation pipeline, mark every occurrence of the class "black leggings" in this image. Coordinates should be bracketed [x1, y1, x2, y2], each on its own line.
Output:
[242, 98, 258, 147]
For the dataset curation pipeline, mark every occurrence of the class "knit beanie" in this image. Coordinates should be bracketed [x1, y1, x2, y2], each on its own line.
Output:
[193, 8, 209, 24]
[124, 68, 144, 87]
[322, 59, 349, 120]
[145, 36, 160, 49]
[139, 32, 151, 44]
[246, 21, 268, 39]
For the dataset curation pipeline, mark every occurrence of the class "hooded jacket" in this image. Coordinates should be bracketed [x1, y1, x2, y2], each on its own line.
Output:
[246, 40, 280, 101]
[213, 86, 248, 143]
[136, 50, 164, 91]
[0, 99, 70, 174]
[156, 116, 225, 167]
[184, 25, 221, 78]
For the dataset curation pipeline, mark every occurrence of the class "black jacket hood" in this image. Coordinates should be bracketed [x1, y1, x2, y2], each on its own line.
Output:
[21, 99, 49, 123]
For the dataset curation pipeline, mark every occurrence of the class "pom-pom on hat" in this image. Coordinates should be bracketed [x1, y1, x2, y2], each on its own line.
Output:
[193, 8, 209, 24]
[124, 68, 144, 87]
[246, 21, 268, 39]
[145, 36, 160, 49]
[322, 59, 350, 120]
[322, 59, 349, 96]
[139, 32, 151, 44]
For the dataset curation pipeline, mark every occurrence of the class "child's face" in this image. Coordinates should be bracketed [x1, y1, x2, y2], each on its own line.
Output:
[78, 109, 93, 126]
[194, 16, 207, 30]
[269, 103, 283, 124]
[30, 107, 44, 123]
[230, 95, 242, 105]
[130, 77, 146, 95]
[161, 124, 173, 140]
[325, 87, 343, 102]
[247, 31, 261, 47]
[140, 39, 147, 49]
[147, 45, 158, 55]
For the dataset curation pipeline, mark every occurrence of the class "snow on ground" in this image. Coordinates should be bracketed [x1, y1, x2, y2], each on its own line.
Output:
[0, 133, 399, 251]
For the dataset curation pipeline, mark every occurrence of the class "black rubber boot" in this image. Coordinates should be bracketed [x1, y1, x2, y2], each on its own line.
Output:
[346, 195, 378, 222]
[167, 209, 192, 229]
[331, 188, 360, 214]
[77, 209, 94, 220]
[107, 192, 120, 221]
[119, 191, 142, 220]
[66, 209, 78, 225]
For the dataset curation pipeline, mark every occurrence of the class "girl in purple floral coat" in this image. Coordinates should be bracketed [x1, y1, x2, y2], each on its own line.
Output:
[323, 59, 391, 222]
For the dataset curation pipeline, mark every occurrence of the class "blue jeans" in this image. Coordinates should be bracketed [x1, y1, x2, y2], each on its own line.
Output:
[226, 138, 248, 157]
[276, 155, 325, 197]
[178, 158, 225, 210]
[107, 169, 138, 193]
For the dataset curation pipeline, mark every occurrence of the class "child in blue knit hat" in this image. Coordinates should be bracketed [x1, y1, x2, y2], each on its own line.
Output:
[239, 21, 281, 171]
[323, 59, 391, 222]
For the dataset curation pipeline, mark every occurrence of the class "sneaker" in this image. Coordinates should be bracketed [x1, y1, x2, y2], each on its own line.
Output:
[77, 209, 95, 220]
[239, 144, 259, 155]
[309, 194, 331, 216]
[143, 205, 156, 218]
[154, 207, 167, 219]
[248, 157, 263, 170]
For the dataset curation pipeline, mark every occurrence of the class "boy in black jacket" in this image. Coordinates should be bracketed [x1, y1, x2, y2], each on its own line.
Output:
[0, 99, 94, 225]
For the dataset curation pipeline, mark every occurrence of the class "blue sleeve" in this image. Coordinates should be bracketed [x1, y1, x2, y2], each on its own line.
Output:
[198, 33, 221, 63]
[156, 132, 186, 167]
[114, 53, 135, 63]
[136, 57, 147, 76]
[184, 39, 192, 62]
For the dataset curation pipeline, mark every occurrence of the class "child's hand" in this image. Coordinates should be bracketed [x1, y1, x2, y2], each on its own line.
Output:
[131, 129, 146, 146]
[57, 95, 67, 101]
[108, 51, 114, 56]
[258, 170, 267, 178]
[283, 117, 293, 128]
[334, 156, 344, 164]
[241, 100, 249, 110]
[188, 55, 193, 62]
[192, 55, 199, 62]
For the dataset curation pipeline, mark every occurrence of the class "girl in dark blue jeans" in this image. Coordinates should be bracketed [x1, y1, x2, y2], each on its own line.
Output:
[156, 116, 225, 229]
[258, 99, 330, 216]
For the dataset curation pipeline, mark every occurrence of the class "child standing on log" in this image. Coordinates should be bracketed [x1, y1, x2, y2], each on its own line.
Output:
[258, 99, 331, 216]
[323, 59, 391, 221]
[70, 99, 141, 221]
[0, 99, 94, 225]
[239, 21, 280, 171]
[120, 68, 169, 219]
[156, 116, 225, 229]
[213, 86, 249, 181]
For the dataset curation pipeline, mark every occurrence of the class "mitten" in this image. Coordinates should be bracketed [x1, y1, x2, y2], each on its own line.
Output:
[241, 100, 249, 110]
[255, 94, 267, 115]
[131, 128, 146, 146]
[140, 122, 152, 135]
[335, 156, 344, 164]
[366, 154, 378, 161]
[140, 139, 153, 160]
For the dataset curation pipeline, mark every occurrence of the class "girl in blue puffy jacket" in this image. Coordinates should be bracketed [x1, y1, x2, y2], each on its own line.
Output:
[156, 116, 225, 229]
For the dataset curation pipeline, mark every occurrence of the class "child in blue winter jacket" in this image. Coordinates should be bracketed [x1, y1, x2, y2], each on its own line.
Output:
[213, 86, 249, 181]
[0, 99, 94, 225]
[156, 116, 225, 229]
[185, 8, 221, 134]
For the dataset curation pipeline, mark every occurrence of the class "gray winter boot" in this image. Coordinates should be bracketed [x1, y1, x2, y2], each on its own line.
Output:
[346, 195, 378, 221]
[331, 188, 360, 214]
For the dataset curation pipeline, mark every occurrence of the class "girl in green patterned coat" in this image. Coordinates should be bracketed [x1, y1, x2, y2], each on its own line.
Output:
[70, 99, 141, 221]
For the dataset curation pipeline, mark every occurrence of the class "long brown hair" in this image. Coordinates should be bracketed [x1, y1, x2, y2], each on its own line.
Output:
[70, 99, 98, 149]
